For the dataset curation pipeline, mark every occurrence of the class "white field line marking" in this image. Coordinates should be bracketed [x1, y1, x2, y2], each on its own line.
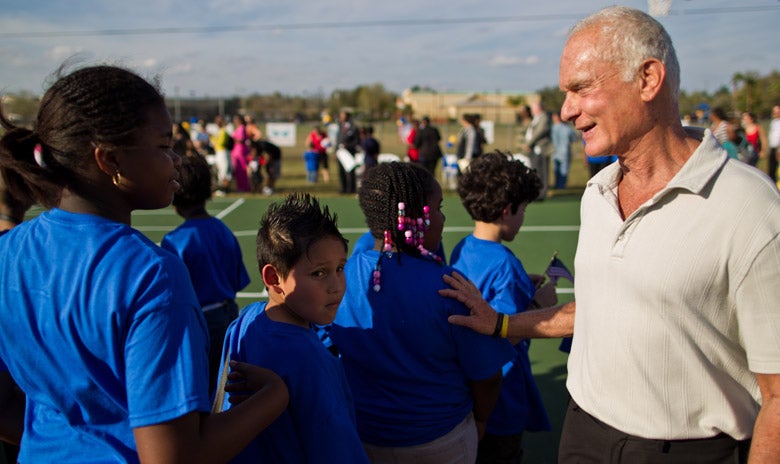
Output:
[227, 225, 580, 237]
[236, 287, 572, 299]
[333, 225, 580, 234]
[134, 199, 246, 231]
[237, 289, 269, 299]
[215, 198, 245, 220]
[140, 224, 579, 234]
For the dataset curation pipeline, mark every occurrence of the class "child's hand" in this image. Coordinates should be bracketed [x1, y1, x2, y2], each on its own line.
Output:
[529, 274, 546, 289]
[530, 281, 558, 309]
[475, 418, 488, 440]
[224, 361, 284, 405]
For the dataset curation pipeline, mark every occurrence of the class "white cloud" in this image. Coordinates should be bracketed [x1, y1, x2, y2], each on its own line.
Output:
[488, 55, 540, 67]
[0, 0, 778, 96]
[140, 58, 159, 68]
[47, 45, 83, 62]
[167, 63, 195, 75]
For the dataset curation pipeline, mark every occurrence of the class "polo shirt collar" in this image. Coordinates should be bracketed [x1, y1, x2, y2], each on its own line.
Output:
[663, 128, 728, 195]
[586, 127, 729, 198]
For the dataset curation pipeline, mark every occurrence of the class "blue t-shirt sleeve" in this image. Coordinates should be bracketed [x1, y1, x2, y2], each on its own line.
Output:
[441, 272, 516, 381]
[159, 234, 180, 258]
[125, 255, 210, 428]
[490, 259, 534, 316]
[351, 231, 376, 257]
[231, 235, 251, 293]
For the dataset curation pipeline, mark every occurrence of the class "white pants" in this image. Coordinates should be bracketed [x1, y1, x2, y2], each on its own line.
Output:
[363, 413, 478, 464]
[214, 149, 231, 183]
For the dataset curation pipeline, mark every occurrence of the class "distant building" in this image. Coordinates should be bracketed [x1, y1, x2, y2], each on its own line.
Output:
[397, 88, 539, 124]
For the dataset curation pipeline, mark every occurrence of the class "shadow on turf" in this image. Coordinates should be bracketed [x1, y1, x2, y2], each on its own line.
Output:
[522, 362, 569, 463]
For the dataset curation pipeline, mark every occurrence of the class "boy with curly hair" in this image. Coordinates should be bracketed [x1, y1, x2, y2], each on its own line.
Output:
[450, 151, 555, 463]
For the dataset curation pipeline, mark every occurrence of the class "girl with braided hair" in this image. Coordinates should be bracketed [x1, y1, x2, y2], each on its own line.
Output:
[328, 162, 515, 463]
[0, 65, 288, 463]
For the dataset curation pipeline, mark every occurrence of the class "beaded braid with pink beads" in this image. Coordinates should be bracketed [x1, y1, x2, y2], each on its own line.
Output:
[359, 162, 443, 292]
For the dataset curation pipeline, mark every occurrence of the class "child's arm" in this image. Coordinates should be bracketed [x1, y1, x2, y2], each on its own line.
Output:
[469, 371, 503, 439]
[133, 362, 288, 464]
[0, 372, 24, 445]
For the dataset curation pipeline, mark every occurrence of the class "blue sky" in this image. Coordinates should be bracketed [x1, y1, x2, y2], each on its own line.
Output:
[1, 0, 778, 98]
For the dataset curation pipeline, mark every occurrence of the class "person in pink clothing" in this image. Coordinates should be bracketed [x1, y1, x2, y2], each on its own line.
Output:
[406, 118, 420, 162]
[231, 115, 251, 192]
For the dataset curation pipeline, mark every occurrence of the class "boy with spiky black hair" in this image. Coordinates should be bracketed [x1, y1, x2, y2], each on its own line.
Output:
[217, 193, 369, 464]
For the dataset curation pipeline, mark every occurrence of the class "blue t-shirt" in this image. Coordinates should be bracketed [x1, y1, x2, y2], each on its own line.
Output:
[303, 150, 319, 171]
[0, 208, 210, 463]
[587, 154, 618, 164]
[329, 250, 516, 446]
[451, 235, 551, 434]
[350, 230, 376, 256]
[220, 302, 368, 464]
[161, 216, 250, 306]
[0, 230, 7, 374]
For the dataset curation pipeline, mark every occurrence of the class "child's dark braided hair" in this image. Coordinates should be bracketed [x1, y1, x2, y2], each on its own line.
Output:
[0, 65, 165, 207]
[358, 162, 435, 257]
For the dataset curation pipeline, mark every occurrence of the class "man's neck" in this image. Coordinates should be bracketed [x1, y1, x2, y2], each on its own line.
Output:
[615, 124, 701, 219]
[618, 124, 698, 186]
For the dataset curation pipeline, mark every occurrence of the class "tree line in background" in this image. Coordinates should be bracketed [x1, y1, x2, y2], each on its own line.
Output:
[3, 70, 779, 127]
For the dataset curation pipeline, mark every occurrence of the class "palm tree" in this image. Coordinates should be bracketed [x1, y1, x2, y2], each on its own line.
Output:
[732, 71, 759, 112]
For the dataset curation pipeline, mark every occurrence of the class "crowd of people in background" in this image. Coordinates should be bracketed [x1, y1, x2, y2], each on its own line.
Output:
[158, 95, 779, 201]
[168, 114, 284, 196]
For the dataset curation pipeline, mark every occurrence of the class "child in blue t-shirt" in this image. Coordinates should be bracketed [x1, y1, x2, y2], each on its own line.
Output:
[329, 162, 515, 464]
[161, 153, 250, 396]
[0, 65, 287, 463]
[450, 151, 557, 463]
[304, 150, 319, 183]
[218, 193, 369, 464]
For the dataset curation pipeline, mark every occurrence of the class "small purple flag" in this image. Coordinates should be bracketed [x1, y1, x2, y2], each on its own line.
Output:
[546, 256, 574, 284]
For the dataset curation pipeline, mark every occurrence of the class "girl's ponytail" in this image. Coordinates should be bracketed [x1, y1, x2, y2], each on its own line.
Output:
[0, 110, 63, 208]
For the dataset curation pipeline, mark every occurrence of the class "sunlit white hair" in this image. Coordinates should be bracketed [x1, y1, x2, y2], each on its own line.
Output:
[569, 5, 680, 99]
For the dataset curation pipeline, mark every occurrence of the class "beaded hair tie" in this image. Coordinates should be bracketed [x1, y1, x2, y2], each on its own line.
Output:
[371, 230, 393, 292]
[372, 202, 442, 292]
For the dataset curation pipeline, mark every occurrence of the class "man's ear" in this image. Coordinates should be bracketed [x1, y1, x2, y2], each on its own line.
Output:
[93, 144, 119, 178]
[261, 264, 284, 295]
[638, 58, 666, 103]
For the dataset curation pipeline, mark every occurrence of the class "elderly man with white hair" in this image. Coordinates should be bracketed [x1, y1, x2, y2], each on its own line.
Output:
[443, 6, 780, 463]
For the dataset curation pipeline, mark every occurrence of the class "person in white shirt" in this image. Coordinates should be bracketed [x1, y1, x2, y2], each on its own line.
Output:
[443, 6, 780, 463]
